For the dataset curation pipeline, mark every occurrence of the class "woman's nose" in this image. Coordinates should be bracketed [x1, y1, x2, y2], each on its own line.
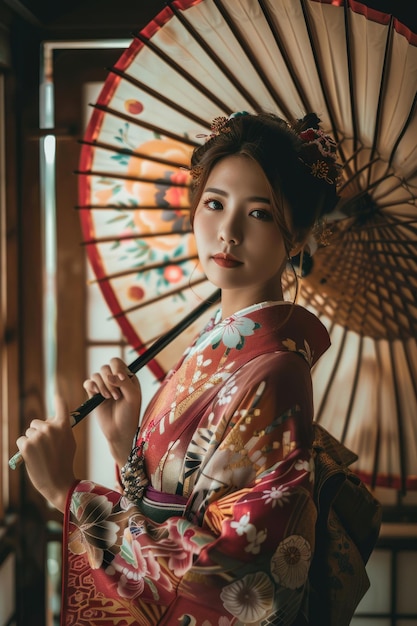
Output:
[219, 216, 241, 245]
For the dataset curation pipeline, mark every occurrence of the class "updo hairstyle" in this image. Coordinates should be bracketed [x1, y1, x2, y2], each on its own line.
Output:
[189, 112, 340, 257]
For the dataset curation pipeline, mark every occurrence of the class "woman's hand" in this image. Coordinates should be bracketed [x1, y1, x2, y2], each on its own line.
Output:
[83, 357, 142, 467]
[16, 395, 76, 513]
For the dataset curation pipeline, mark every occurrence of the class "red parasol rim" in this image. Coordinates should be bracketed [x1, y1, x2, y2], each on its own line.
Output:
[355, 469, 417, 492]
[78, 1, 203, 381]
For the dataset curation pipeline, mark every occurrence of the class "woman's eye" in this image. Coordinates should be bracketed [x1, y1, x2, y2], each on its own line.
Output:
[250, 209, 273, 221]
[203, 198, 223, 211]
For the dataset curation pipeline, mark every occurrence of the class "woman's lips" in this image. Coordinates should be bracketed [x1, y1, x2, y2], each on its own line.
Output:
[212, 253, 243, 268]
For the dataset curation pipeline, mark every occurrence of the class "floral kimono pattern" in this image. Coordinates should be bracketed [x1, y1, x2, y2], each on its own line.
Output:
[62, 302, 331, 626]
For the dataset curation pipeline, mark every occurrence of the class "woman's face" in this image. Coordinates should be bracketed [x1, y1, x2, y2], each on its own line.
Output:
[193, 155, 287, 311]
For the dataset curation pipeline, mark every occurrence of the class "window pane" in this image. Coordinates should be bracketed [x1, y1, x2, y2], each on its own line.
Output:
[0, 553, 15, 624]
[355, 549, 392, 614]
[350, 617, 390, 626]
[397, 551, 417, 613]
[87, 264, 122, 342]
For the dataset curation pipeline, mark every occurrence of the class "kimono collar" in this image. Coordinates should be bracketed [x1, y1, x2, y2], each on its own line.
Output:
[188, 301, 330, 368]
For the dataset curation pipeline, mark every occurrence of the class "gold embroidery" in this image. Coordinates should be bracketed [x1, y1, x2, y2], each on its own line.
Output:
[282, 430, 296, 457]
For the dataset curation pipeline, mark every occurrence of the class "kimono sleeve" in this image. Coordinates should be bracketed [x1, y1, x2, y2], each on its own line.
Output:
[62, 351, 317, 626]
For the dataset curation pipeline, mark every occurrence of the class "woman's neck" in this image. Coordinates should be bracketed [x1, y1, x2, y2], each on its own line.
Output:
[220, 284, 284, 319]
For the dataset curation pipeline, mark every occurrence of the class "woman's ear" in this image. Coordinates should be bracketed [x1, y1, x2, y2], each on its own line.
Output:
[289, 226, 314, 258]
[289, 241, 303, 258]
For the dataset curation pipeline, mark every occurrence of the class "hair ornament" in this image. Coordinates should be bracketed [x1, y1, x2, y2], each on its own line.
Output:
[298, 219, 332, 263]
[210, 116, 231, 136]
[299, 127, 337, 158]
[195, 116, 229, 142]
[196, 111, 250, 142]
[189, 165, 203, 180]
[313, 218, 333, 247]
[297, 126, 341, 186]
[191, 112, 251, 180]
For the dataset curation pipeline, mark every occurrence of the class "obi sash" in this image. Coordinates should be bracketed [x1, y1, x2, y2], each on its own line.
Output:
[138, 485, 187, 523]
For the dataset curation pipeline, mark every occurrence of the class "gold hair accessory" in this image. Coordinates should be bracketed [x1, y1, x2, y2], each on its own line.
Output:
[313, 218, 333, 247]
[190, 165, 203, 180]
[196, 111, 249, 142]
[309, 160, 332, 183]
[191, 112, 250, 182]
[210, 116, 231, 136]
[303, 219, 333, 258]
[196, 115, 230, 142]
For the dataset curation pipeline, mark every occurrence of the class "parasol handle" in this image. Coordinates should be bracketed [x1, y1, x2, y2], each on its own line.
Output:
[9, 290, 220, 470]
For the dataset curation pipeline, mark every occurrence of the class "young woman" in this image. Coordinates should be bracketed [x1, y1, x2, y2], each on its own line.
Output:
[18, 112, 360, 625]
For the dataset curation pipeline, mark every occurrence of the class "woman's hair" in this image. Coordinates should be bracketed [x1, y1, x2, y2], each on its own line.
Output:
[189, 111, 341, 256]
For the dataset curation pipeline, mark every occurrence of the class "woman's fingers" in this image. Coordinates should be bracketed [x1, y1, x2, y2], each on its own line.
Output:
[84, 369, 115, 400]
[83, 377, 103, 398]
[23, 398, 72, 443]
[83, 358, 138, 401]
[54, 394, 71, 425]
[15, 395, 77, 512]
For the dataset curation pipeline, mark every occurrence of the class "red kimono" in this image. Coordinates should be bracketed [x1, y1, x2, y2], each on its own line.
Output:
[62, 302, 331, 625]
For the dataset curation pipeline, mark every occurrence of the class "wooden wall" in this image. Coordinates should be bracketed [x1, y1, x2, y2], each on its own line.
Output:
[0, 3, 166, 623]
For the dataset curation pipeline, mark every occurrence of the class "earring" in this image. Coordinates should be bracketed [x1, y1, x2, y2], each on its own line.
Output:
[313, 219, 332, 247]
[290, 247, 313, 278]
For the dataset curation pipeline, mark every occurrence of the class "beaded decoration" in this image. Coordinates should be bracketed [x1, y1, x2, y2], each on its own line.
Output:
[120, 441, 149, 502]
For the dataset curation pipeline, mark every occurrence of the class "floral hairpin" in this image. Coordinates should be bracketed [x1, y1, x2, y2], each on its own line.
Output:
[196, 111, 249, 142]
[196, 116, 230, 142]
[210, 116, 231, 137]
[191, 112, 250, 181]
[189, 165, 203, 180]
[298, 127, 341, 186]
[299, 128, 337, 158]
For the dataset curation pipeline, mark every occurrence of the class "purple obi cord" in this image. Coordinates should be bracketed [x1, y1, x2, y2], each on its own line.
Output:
[139, 485, 188, 523]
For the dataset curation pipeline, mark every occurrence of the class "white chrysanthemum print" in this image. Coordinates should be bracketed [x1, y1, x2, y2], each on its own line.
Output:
[220, 572, 274, 623]
[262, 485, 290, 508]
[230, 513, 267, 554]
[196, 353, 212, 369]
[190, 354, 212, 388]
[217, 376, 238, 406]
[295, 456, 315, 482]
[230, 513, 256, 541]
[271, 535, 311, 590]
[211, 315, 260, 350]
[245, 528, 267, 554]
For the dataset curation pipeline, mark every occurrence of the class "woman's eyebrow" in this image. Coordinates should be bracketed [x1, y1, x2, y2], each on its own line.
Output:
[204, 187, 227, 196]
[204, 187, 271, 204]
[248, 196, 271, 204]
